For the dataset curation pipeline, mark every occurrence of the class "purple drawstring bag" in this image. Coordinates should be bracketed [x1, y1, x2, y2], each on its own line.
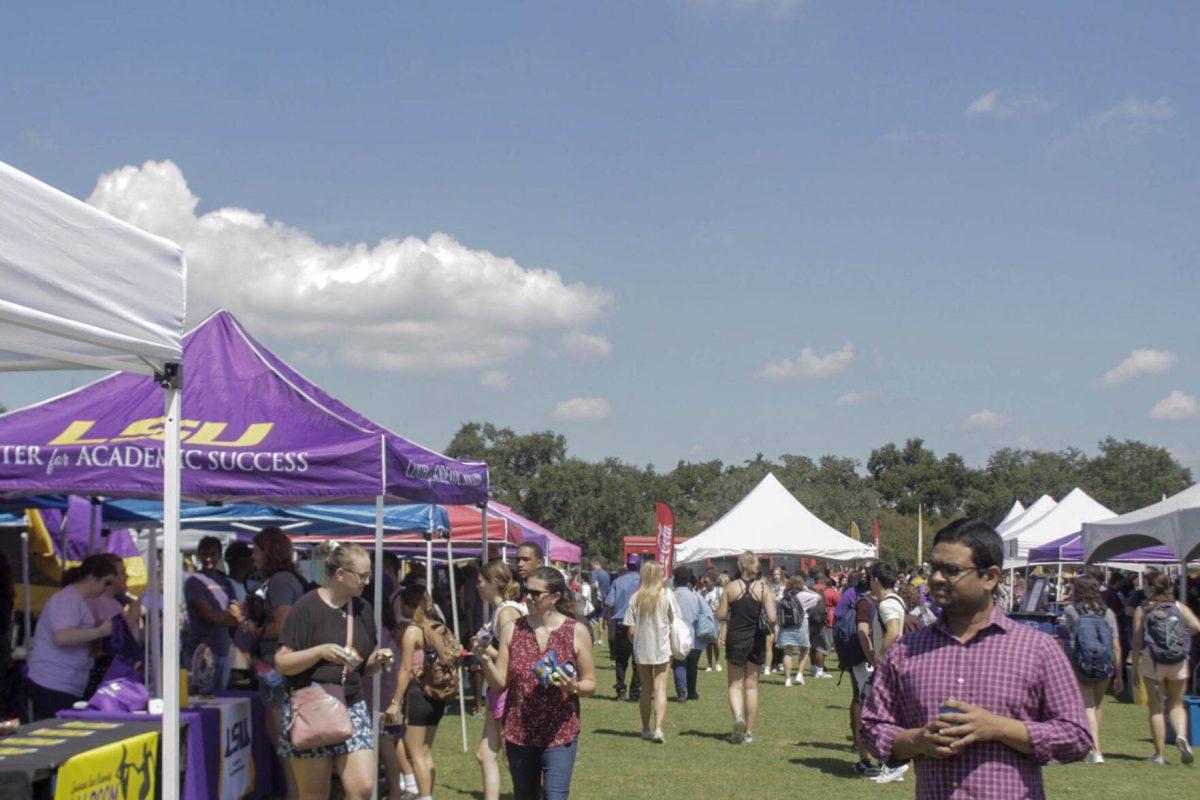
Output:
[101, 615, 145, 684]
[89, 677, 150, 713]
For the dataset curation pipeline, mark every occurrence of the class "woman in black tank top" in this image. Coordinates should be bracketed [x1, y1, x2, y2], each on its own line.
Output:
[716, 552, 776, 744]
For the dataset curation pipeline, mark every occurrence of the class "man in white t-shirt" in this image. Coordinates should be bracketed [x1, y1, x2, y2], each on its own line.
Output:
[863, 560, 908, 783]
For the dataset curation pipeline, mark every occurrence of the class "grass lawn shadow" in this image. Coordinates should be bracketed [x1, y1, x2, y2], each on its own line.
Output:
[592, 728, 647, 738]
[794, 740, 854, 752]
[679, 729, 732, 741]
[788, 756, 859, 777]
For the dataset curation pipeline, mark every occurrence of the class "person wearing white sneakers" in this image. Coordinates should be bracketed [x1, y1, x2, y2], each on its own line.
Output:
[776, 576, 809, 687]
[700, 571, 723, 673]
[862, 561, 909, 785]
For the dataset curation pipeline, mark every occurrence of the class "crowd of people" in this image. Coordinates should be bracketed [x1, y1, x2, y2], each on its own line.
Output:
[8, 518, 1200, 799]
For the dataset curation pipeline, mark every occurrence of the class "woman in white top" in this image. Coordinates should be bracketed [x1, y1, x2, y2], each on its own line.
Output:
[624, 561, 682, 743]
[473, 560, 527, 800]
[1131, 570, 1200, 765]
[700, 571, 723, 672]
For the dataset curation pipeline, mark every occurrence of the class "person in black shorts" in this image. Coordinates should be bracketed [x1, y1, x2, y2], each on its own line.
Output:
[716, 552, 776, 744]
[384, 585, 447, 800]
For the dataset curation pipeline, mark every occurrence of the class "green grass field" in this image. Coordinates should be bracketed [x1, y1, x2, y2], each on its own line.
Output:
[424, 644, 1197, 798]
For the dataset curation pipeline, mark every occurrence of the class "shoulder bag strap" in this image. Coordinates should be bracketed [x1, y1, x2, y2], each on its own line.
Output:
[342, 601, 353, 685]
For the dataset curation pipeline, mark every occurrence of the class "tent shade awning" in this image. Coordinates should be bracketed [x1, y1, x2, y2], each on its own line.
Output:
[1001, 488, 1114, 561]
[675, 473, 875, 564]
[1082, 484, 1200, 564]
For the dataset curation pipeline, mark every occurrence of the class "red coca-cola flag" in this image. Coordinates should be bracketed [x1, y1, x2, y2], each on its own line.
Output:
[873, 518, 880, 552]
[656, 502, 675, 577]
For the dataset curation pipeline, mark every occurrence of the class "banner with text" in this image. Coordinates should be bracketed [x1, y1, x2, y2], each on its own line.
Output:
[656, 502, 675, 577]
[54, 729, 157, 800]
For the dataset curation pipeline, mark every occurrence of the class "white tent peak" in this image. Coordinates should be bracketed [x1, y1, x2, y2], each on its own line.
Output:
[675, 472, 875, 564]
[1002, 488, 1114, 562]
[997, 494, 1056, 536]
[1083, 483, 1200, 563]
[998, 499, 1025, 529]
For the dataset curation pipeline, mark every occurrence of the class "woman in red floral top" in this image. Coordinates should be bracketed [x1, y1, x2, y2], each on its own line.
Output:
[476, 566, 596, 800]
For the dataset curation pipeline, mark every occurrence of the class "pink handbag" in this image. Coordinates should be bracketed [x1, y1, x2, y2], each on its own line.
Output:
[287, 603, 355, 750]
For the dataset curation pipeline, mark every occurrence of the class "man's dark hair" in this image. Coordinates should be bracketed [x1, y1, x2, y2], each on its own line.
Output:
[869, 561, 898, 589]
[518, 541, 544, 561]
[932, 518, 1003, 571]
[197, 536, 223, 553]
[225, 541, 252, 562]
[673, 566, 693, 587]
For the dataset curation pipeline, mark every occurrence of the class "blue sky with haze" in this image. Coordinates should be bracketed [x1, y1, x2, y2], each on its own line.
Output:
[2, 2, 1197, 472]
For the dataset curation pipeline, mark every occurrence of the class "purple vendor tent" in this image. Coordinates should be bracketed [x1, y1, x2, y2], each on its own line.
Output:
[1027, 531, 1179, 565]
[0, 309, 488, 505]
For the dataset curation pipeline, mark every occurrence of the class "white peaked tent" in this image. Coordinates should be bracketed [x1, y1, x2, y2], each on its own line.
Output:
[1083, 484, 1200, 564]
[0, 160, 187, 800]
[1002, 488, 1114, 564]
[997, 500, 1025, 529]
[997, 494, 1056, 536]
[675, 473, 876, 564]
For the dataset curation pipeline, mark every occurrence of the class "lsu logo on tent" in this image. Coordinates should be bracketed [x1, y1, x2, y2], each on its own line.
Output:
[48, 418, 274, 449]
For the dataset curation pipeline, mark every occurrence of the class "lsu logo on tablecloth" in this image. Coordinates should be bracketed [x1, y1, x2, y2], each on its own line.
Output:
[53, 732, 157, 800]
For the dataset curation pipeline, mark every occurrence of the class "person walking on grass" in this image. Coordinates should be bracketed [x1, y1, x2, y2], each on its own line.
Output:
[1131, 569, 1200, 766]
[862, 519, 1091, 799]
[671, 566, 713, 702]
[625, 561, 683, 742]
[700, 570, 723, 672]
[605, 554, 643, 701]
[1062, 575, 1123, 764]
[717, 552, 776, 744]
[473, 560, 527, 800]
[476, 567, 596, 800]
[776, 575, 810, 688]
[864, 561, 909, 784]
[765, 566, 787, 675]
[810, 570, 838, 679]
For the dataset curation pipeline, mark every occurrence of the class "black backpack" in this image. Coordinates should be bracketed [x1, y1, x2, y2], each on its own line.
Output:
[1144, 602, 1191, 665]
[779, 592, 802, 629]
[806, 590, 827, 626]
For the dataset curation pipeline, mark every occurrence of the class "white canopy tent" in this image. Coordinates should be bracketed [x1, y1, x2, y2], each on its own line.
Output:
[675, 473, 876, 564]
[997, 499, 1025, 529]
[997, 494, 1056, 536]
[1083, 484, 1200, 564]
[0, 160, 186, 800]
[1002, 488, 1114, 567]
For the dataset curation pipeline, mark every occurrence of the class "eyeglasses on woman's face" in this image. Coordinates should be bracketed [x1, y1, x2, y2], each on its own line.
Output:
[340, 567, 372, 583]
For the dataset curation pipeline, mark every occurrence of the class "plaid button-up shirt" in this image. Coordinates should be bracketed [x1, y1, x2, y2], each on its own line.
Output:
[862, 604, 1091, 799]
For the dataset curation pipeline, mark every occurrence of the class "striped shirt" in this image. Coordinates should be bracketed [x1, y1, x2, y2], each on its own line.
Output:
[861, 604, 1091, 799]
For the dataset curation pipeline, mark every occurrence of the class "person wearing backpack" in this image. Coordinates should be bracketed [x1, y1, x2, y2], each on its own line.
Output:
[1062, 576, 1123, 765]
[776, 576, 811, 687]
[385, 584, 457, 800]
[1131, 570, 1200, 766]
[862, 562, 906, 783]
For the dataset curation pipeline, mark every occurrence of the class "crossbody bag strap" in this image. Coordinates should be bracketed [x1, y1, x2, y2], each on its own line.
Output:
[343, 601, 353, 685]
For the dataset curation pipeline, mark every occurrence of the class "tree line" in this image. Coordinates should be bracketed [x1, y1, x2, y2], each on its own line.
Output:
[445, 423, 1194, 566]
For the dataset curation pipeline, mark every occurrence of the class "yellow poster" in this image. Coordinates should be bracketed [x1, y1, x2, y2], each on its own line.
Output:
[54, 731, 157, 800]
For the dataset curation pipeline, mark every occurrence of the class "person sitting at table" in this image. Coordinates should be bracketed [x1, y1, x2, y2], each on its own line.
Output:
[26, 554, 119, 720]
[183, 536, 242, 692]
[276, 544, 390, 800]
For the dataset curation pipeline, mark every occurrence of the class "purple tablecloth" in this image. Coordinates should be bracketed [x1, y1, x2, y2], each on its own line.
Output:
[56, 691, 275, 800]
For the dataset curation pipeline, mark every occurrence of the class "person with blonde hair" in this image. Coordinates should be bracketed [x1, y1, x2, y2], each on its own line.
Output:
[473, 559, 528, 800]
[624, 560, 683, 743]
[716, 552, 776, 744]
[275, 544, 392, 800]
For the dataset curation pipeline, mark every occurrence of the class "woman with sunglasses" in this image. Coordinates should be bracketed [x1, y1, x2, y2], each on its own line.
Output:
[275, 544, 391, 800]
[476, 566, 596, 800]
[26, 554, 118, 720]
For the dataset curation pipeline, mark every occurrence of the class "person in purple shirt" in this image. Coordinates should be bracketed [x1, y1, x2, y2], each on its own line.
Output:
[862, 519, 1091, 799]
[183, 536, 242, 691]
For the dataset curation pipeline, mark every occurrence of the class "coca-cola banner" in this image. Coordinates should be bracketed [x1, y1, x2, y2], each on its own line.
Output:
[656, 502, 675, 577]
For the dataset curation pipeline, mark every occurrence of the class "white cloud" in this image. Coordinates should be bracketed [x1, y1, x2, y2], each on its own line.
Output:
[757, 343, 854, 380]
[1151, 390, 1199, 422]
[86, 160, 614, 371]
[551, 397, 611, 422]
[686, 443, 705, 455]
[837, 389, 877, 406]
[480, 371, 513, 392]
[1054, 96, 1177, 152]
[965, 90, 1055, 119]
[561, 330, 613, 362]
[684, 0, 804, 15]
[948, 409, 1010, 431]
[1102, 349, 1177, 386]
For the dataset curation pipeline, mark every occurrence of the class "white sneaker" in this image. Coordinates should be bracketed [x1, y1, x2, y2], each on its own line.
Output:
[816, 670, 833, 679]
[1178, 737, 1194, 766]
[872, 763, 908, 783]
[705, 666, 713, 672]
[763, 665, 770, 675]
[784, 678, 793, 687]
[796, 673, 806, 686]
[715, 663, 723, 672]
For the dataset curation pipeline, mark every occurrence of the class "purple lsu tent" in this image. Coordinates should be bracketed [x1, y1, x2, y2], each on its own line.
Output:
[0, 309, 489, 764]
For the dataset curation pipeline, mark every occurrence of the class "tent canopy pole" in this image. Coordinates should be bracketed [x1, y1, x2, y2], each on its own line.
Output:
[445, 536, 468, 753]
[371, 491, 385, 800]
[160, 366, 183, 800]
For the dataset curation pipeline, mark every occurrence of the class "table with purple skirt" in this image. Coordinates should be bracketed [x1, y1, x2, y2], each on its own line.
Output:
[57, 690, 277, 800]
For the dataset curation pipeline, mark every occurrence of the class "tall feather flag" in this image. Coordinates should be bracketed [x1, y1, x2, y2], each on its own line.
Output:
[850, 521, 861, 542]
[655, 503, 676, 577]
[873, 518, 880, 553]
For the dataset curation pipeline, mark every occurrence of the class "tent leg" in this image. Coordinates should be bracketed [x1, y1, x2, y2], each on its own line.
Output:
[371, 494, 384, 800]
[161, 378, 183, 800]
[148, 527, 161, 696]
[1181, 561, 1188, 604]
[87, 498, 98, 556]
[1008, 567, 1015, 612]
[20, 529, 31, 645]
[426, 540, 433, 596]
[445, 538, 468, 753]
[481, 504, 488, 565]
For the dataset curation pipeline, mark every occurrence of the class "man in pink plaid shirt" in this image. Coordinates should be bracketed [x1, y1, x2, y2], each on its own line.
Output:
[862, 519, 1091, 799]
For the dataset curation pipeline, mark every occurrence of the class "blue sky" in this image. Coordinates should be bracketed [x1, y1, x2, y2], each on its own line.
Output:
[2, 2, 1198, 472]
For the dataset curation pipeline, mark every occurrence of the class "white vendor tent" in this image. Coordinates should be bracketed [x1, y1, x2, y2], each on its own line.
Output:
[997, 494, 1056, 536]
[675, 472, 876, 564]
[0, 159, 186, 800]
[1083, 483, 1200, 564]
[997, 499, 1025, 529]
[1002, 487, 1114, 565]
